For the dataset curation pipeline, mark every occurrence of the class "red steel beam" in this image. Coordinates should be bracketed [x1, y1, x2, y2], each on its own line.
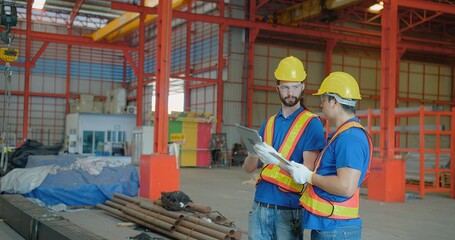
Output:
[399, 11, 442, 33]
[398, 0, 455, 15]
[66, 0, 84, 28]
[31, 42, 49, 65]
[9, 28, 135, 51]
[0, 91, 76, 98]
[123, 50, 138, 79]
[174, 12, 455, 55]
[111, 1, 454, 56]
[188, 82, 217, 89]
[256, 0, 270, 9]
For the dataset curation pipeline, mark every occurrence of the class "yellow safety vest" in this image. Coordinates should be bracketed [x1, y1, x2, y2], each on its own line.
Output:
[299, 121, 373, 219]
[258, 110, 317, 193]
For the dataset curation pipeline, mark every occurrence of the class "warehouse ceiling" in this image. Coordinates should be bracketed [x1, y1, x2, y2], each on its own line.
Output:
[7, 0, 124, 29]
[253, 0, 455, 63]
[2, 0, 454, 75]
[4, 1, 453, 51]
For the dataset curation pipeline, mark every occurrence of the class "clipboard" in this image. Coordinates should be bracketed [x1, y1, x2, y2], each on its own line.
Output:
[235, 123, 291, 166]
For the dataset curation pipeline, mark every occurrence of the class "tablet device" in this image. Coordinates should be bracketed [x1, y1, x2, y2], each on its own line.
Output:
[235, 123, 262, 156]
[269, 152, 292, 166]
[235, 123, 291, 166]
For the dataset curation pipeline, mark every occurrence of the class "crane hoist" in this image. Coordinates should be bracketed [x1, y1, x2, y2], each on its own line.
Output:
[0, 2, 17, 175]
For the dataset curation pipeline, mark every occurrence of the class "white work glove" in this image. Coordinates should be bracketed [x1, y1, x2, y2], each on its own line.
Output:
[253, 143, 280, 165]
[247, 150, 258, 157]
[288, 161, 314, 184]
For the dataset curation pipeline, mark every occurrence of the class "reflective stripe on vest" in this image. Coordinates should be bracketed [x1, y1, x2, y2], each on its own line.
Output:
[300, 121, 373, 219]
[301, 186, 360, 219]
[258, 110, 317, 193]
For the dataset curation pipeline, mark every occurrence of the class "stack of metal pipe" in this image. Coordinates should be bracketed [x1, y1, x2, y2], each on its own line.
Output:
[96, 193, 242, 240]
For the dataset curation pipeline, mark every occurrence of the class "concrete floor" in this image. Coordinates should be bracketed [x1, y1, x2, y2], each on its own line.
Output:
[1, 166, 455, 239]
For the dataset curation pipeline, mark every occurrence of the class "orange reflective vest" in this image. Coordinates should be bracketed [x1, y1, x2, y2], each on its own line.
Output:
[299, 121, 373, 219]
[258, 110, 317, 193]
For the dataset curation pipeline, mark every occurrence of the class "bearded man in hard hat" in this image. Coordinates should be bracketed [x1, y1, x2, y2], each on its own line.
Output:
[243, 56, 325, 239]
[286, 72, 373, 240]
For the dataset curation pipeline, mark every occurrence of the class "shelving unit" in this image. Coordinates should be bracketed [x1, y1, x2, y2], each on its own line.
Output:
[357, 106, 455, 198]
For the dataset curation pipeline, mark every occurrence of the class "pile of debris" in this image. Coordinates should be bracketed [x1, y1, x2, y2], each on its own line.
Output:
[97, 192, 242, 240]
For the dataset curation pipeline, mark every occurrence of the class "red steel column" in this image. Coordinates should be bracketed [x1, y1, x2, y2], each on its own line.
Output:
[452, 64, 455, 104]
[154, 0, 172, 154]
[246, 0, 257, 127]
[368, 0, 405, 203]
[451, 106, 455, 199]
[184, 3, 192, 112]
[216, 0, 225, 133]
[65, 29, 72, 114]
[324, 39, 336, 135]
[380, 0, 399, 159]
[22, 1, 32, 141]
[246, 28, 258, 128]
[324, 39, 335, 76]
[451, 65, 455, 199]
[136, 10, 145, 126]
[143, 1, 179, 200]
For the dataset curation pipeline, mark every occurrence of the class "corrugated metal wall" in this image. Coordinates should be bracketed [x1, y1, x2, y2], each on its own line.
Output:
[0, 21, 124, 145]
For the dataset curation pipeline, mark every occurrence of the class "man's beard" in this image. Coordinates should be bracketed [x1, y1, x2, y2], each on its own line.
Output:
[280, 92, 303, 107]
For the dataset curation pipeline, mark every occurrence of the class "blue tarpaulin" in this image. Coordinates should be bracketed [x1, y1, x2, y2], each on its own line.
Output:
[23, 155, 139, 207]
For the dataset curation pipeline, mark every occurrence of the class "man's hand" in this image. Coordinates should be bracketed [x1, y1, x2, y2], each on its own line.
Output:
[253, 143, 280, 165]
[288, 161, 314, 184]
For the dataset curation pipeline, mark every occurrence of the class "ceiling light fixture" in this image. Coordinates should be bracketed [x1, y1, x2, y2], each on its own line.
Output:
[368, 1, 384, 12]
[32, 0, 47, 10]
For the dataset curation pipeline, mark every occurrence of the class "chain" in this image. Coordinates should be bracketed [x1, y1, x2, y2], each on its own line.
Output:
[0, 35, 13, 175]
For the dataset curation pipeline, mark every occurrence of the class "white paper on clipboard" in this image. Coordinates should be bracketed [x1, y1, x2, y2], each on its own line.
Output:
[235, 123, 291, 166]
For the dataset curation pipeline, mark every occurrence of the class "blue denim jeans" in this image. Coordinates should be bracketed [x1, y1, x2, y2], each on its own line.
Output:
[248, 202, 302, 240]
[310, 226, 362, 240]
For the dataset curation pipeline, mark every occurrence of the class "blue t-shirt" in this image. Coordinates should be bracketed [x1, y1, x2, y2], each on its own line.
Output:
[304, 118, 371, 230]
[254, 107, 325, 208]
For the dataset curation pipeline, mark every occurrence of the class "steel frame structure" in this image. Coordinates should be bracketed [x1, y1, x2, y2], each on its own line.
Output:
[0, 1, 453, 187]
[357, 106, 455, 198]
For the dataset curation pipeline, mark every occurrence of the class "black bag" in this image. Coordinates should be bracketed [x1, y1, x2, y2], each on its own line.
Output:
[160, 191, 192, 211]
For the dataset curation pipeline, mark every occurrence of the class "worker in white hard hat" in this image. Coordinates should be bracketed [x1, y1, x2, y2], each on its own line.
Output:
[243, 56, 325, 239]
[287, 72, 373, 240]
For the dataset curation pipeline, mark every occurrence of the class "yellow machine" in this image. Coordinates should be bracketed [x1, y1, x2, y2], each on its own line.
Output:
[0, 47, 18, 62]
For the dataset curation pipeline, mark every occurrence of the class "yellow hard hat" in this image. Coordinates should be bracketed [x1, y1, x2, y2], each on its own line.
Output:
[274, 56, 307, 82]
[313, 72, 362, 100]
